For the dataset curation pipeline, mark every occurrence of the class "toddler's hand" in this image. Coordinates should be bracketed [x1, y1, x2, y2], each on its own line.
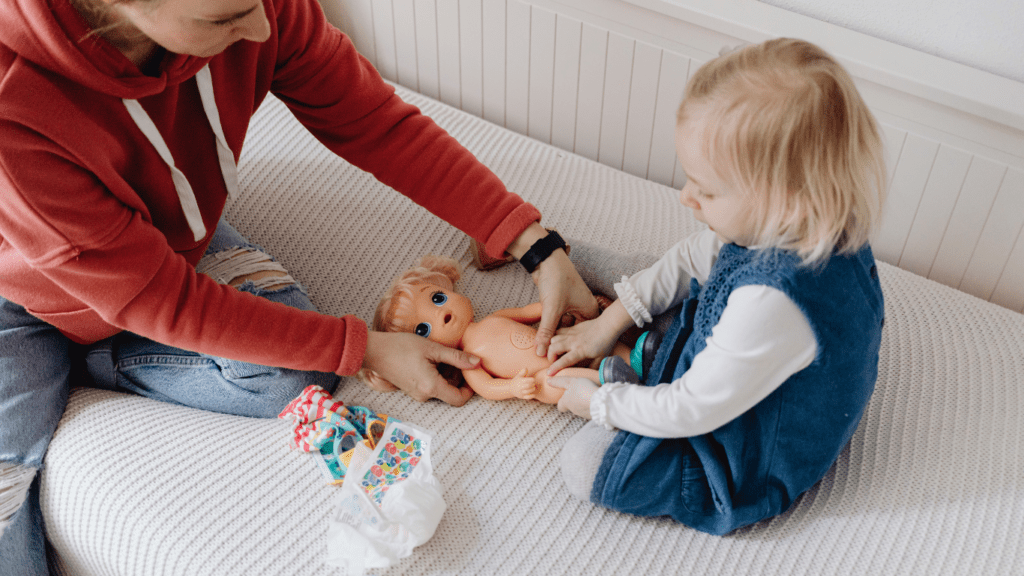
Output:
[547, 377, 597, 420]
[546, 318, 619, 375]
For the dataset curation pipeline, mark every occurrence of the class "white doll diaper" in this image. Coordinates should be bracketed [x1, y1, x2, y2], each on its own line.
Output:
[324, 419, 445, 575]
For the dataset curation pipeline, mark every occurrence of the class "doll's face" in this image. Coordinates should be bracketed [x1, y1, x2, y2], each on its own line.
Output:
[395, 283, 474, 348]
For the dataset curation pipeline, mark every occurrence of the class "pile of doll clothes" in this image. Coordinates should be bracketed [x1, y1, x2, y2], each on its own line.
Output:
[278, 386, 445, 575]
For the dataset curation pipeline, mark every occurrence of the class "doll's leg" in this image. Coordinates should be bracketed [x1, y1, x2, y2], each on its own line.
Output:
[560, 421, 618, 503]
[533, 367, 600, 404]
[83, 219, 338, 419]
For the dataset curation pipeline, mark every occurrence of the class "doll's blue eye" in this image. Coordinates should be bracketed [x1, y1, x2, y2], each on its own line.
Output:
[431, 292, 448, 306]
[415, 322, 432, 337]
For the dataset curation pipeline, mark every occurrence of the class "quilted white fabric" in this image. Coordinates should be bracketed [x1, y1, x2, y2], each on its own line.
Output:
[41, 86, 1024, 575]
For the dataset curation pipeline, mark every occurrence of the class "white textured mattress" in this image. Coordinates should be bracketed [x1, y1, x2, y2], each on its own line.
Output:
[42, 86, 1024, 575]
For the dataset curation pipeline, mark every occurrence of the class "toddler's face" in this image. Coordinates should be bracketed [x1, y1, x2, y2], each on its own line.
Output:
[395, 283, 474, 349]
[674, 104, 758, 247]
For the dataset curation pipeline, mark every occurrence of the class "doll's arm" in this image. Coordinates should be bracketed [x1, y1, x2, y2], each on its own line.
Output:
[462, 367, 538, 401]
[489, 302, 543, 324]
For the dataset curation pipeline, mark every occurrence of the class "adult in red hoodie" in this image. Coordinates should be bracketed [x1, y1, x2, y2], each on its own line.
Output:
[0, 0, 599, 571]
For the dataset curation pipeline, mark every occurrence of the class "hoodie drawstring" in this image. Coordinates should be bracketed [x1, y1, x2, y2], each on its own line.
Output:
[122, 64, 238, 242]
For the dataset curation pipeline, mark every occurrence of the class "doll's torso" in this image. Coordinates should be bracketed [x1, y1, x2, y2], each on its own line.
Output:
[461, 316, 549, 379]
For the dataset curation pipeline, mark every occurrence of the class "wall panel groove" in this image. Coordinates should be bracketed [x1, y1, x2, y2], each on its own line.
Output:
[959, 168, 1024, 301]
[574, 23, 608, 161]
[551, 15, 582, 152]
[598, 33, 635, 170]
[646, 51, 689, 187]
[414, 1, 441, 99]
[527, 7, 556, 142]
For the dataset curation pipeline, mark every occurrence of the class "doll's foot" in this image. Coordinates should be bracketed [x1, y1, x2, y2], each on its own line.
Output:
[599, 356, 640, 386]
[629, 331, 662, 380]
[468, 238, 515, 271]
[560, 293, 614, 329]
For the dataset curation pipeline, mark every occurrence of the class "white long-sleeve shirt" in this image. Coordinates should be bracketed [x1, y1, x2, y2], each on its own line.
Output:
[591, 230, 818, 438]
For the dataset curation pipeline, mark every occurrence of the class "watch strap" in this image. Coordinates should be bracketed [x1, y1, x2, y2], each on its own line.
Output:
[519, 229, 567, 273]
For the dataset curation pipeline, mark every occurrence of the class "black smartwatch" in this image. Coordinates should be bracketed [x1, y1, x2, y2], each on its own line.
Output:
[519, 229, 567, 273]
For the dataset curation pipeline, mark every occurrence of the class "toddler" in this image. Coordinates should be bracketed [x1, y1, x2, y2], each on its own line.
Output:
[546, 38, 887, 535]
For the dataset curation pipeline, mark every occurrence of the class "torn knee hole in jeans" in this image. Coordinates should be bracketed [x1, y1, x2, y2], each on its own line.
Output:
[196, 247, 296, 291]
[0, 463, 36, 529]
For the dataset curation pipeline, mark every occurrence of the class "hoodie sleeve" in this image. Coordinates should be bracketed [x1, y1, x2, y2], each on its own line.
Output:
[264, 0, 540, 258]
[0, 136, 365, 375]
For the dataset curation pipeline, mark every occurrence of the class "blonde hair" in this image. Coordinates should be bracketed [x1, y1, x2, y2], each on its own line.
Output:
[71, 0, 145, 42]
[678, 38, 886, 265]
[371, 255, 462, 333]
[357, 255, 463, 387]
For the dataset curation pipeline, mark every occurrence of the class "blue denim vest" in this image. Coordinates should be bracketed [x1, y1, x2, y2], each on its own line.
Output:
[592, 243, 884, 534]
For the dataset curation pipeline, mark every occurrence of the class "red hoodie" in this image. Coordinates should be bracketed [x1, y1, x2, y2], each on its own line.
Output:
[0, 0, 540, 375]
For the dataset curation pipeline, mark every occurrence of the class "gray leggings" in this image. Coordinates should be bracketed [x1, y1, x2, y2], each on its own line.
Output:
[561, 421, 620, 502]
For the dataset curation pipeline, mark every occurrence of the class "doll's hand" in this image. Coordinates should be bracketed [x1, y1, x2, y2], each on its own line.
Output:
[510, 369, 539, 400]
[361, 331, 480, 406]
[531, 249, 600, 357]
[547, 376, 597, 420]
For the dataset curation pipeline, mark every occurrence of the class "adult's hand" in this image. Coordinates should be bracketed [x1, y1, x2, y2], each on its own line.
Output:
[505, 223, 599, 357]
[360, 330, 480, 406]
[530, 248, 599, 356]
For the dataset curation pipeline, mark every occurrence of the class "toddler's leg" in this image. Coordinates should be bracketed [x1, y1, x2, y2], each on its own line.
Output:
[560, 421, 618, 503]
[0, 296, 74, 576]
[85, 219, 338, 419]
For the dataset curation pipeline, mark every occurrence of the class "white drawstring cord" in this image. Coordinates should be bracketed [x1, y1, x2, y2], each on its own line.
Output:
[122, 64, 239, 242]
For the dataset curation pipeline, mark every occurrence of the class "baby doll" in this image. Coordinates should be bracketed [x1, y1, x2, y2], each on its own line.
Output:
[361, 255, 657, 404]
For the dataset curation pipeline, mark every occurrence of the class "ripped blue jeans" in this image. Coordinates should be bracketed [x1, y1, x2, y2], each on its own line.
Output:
[84, 219, 339, 416]
[0, 219, 339, 575]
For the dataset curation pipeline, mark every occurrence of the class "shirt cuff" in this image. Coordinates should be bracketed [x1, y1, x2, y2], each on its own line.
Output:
[482, 203, 543, 258]
[336, 314, 369, 376]
[590, 382, 622, 431]
[613, 276, 653, 327]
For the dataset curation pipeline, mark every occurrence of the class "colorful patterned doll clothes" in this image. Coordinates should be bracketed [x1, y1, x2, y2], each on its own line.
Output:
[278, 385, 391, 484]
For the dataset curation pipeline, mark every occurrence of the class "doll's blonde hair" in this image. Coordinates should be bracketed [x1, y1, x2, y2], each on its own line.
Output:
[357, 255, 463, 387]
[371, 255, 462, 333]
[679, 38, 887, 265]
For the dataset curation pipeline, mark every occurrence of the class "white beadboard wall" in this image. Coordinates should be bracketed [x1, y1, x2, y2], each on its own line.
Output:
[318, 0, 1024, 314]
